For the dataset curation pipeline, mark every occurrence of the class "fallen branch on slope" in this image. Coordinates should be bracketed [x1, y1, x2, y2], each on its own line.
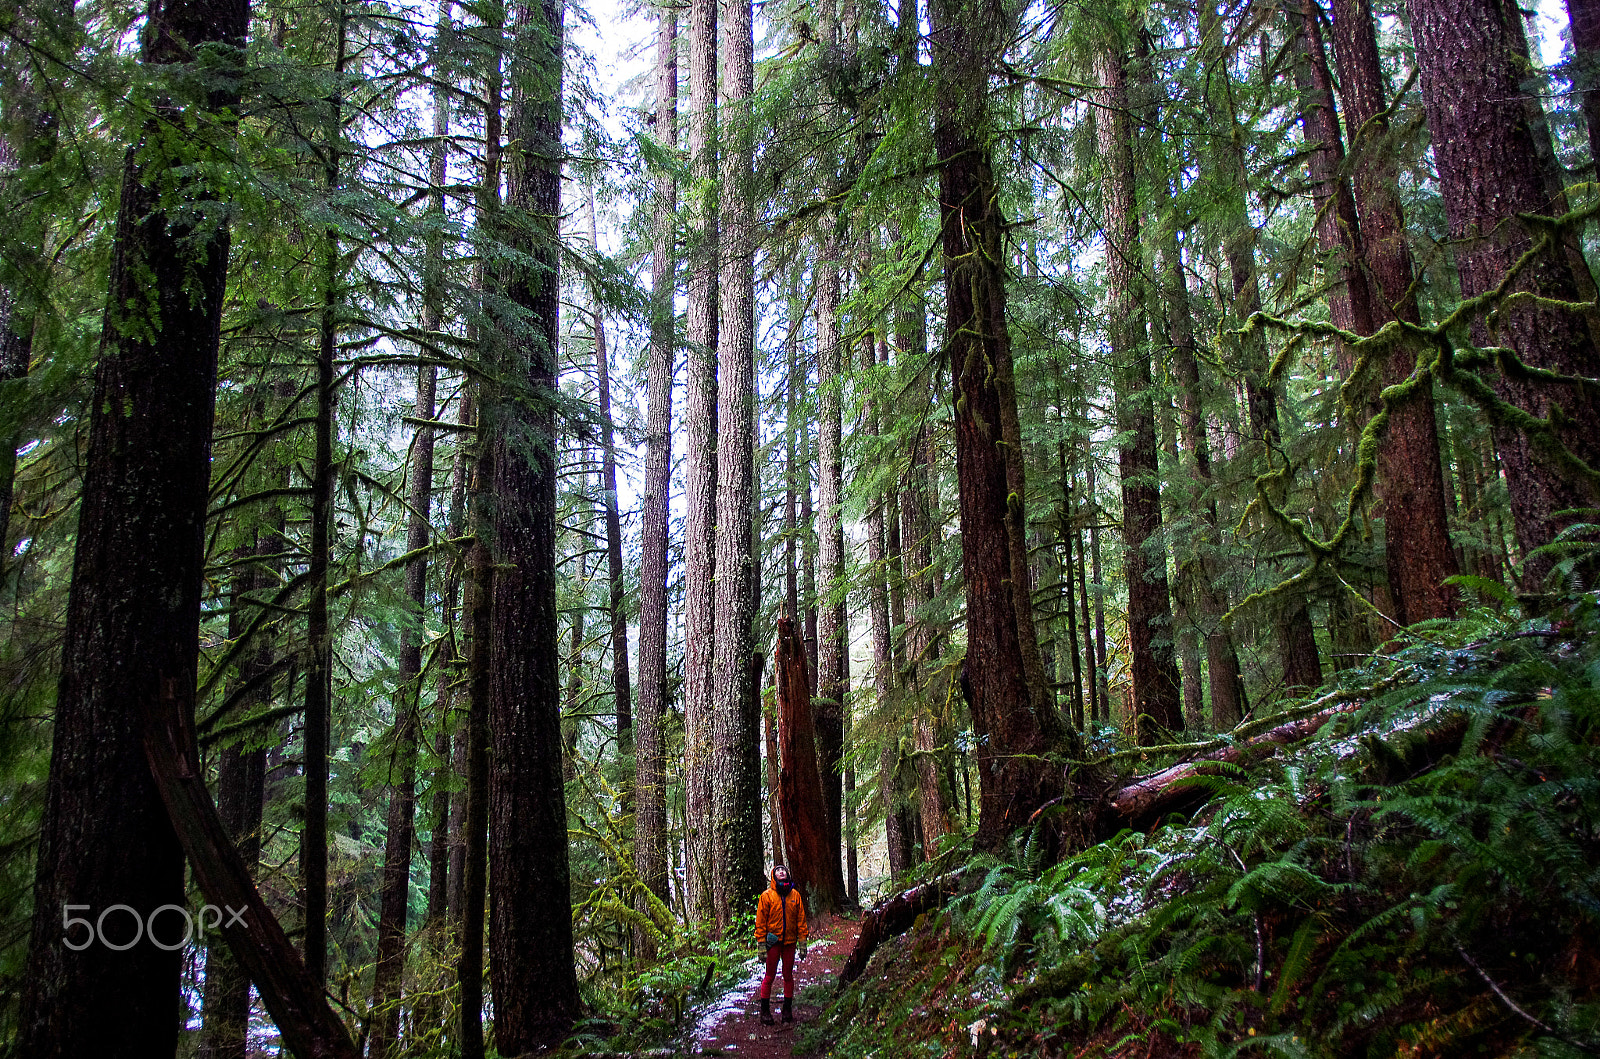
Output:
[837, 872, 965, 988]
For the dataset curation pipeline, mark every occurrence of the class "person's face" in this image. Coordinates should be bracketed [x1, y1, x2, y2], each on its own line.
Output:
[775, 869, 789, 884]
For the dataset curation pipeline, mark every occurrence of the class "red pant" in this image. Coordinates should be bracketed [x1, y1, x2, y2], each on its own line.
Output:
[759, 943, 795, 999]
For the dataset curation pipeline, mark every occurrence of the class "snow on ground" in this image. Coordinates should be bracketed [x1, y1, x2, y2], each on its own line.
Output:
[687, 956, 767, 1053]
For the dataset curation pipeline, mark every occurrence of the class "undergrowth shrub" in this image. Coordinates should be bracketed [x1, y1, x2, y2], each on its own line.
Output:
[818, 592, 1600, 1059]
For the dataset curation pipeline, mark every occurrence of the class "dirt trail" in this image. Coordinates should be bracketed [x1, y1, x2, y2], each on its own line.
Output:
[687, 914, 859, 1058]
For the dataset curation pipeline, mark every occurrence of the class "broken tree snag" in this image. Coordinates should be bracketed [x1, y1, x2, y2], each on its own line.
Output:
[142, 692, 360, 1059]
[838, 872, 964, 987]
[1102, 701, 1363, 833]
[775, 614, 848, 912]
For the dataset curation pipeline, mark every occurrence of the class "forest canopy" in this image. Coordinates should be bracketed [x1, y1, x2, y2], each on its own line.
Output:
[1, 0, 1598, 1052]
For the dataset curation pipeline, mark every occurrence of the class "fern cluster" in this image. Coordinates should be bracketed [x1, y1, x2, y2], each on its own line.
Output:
[818, 592, 1600, 1058]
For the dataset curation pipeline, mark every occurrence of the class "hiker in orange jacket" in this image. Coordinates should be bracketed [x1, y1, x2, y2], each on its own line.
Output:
[753, 864, 808, 1024]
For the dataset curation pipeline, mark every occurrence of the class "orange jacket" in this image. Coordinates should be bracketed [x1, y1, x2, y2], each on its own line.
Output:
[753, 870, 808, 948]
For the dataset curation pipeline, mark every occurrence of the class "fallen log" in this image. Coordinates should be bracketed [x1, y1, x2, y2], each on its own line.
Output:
[1103, 701, 1362, 831]
[838, 872, 965, 987]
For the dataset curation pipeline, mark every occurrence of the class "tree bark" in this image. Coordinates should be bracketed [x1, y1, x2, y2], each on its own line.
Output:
[711, 0, 765, 924]
[585, 190, 633, 766]
[1406, 0, 1600, 573]
[634, 0, 677, 957]
[1097, 42, 1183, 743]
[370, 353, 437, 1059]
[486, 0, 580, 1047]
[300, 15, 348, 986]
[815, 241, 848, 892]
[1055, 446, 1086, 730]
[1077, 513, 1100, 727]
[865, 373, 910, 877]
[424, 25, 461, 935]
[894, 276, 948, 856]
[1086, 448, 1111, 719]
[144, 681, 360, 1059]
[562, 543, 586, 786]
[774, 616, 847, 909]
[930, 0, 1074, 849]
[765, 691, 785, 863]
[1314, 0, 1461, 625]
[17, 0, 250, 1053]
[458, 511, 491, 1059]
[1288, 0, 1376, 354]
[682, 0, 719, 922]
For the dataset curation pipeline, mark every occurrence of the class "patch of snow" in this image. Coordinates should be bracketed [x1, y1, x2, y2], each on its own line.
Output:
[687, 956, 765, 1053]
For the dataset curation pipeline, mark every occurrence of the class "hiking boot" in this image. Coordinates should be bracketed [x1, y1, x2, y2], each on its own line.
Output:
[759, 997, 774, 1025]
[781, 997, 794, 1023]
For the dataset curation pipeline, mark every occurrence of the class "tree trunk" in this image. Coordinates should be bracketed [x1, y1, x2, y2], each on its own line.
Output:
[866, 371, 911, 876]
[485, 0, 580, 1048]
[764, 692, 785, 862]
[682, 0, 719, 921]
[583, 190, 633, 769]
[1055, 446, 1086, 730]
[1312, 0, 1462, 625]
[374, 55, 448, 1018]
[423, 27, 460, 935]
[815, 241, 848, 887]
[634, 0, 677, 957]
[838, 873, 963, 986]
[930, 0, 1074, 849]
[1096, 42, 1183, 743]
[1086, 448, 1111, 720]
[1288, 0, 1376, 354]
[300, 16, 348, 986]
[1201, 3, 1325, 692]
[894, 277, 947, 856]
[562, 549, 586, 785]
[1077, 515, 1100, 727]
[458, 515, 491, 1059]
[774, 617, 848, 909]
[711, 0, 764, 924]
[1137, 58, 1247, 728]
[144, 675, 361, 1059]
[444, 388, 477, 929]
[17, 0, 250, 1053]
[200, 538, 271, 1059]
[370, 351, 436, 1059]
[1406, 0, 1600, 572]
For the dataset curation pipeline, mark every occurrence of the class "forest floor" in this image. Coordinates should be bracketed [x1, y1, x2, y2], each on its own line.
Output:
[685, 913, 860, 1058]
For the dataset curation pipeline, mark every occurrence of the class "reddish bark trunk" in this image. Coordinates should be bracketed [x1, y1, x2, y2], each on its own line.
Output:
[1407, 0, 1600, 572]
[931, 0, 1072, 848]
[774, 616, 848, 911]
[1323, 0, 1462, 624]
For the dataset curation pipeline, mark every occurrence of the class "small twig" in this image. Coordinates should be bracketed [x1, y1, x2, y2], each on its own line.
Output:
[1456, 945, 1600, 1054]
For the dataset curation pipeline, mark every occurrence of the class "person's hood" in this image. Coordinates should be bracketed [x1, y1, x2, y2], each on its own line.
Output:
[769, 868, 793, 892]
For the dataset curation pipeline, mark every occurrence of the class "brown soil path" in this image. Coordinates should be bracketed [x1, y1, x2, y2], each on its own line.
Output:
[688, 914, 859, 1058]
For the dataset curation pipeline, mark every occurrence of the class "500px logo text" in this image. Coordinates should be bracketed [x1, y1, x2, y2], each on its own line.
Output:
[62, 903, 246, 950]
